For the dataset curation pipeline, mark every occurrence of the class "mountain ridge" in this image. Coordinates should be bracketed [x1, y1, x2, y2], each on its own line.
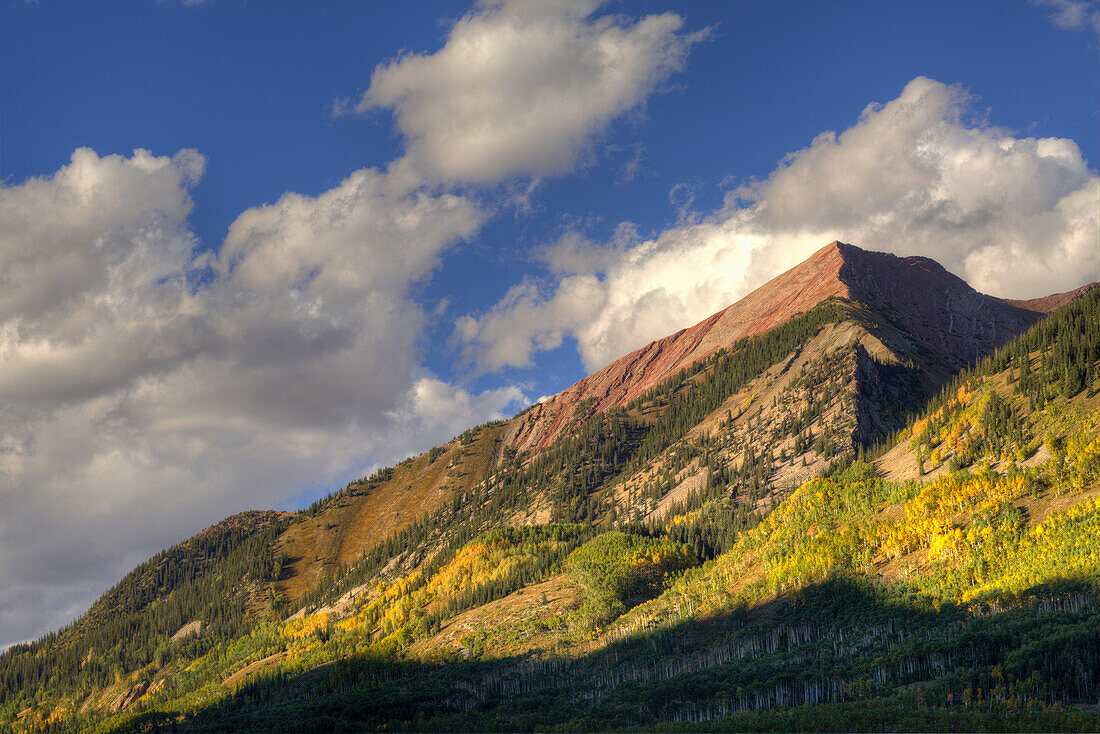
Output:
[1005, 281, 1099, 313]
[247, 244, 1092, 610]
[507, 241, 1046, 454]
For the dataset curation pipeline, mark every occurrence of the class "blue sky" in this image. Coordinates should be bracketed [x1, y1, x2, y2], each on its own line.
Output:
[1, 0, 1097, 648]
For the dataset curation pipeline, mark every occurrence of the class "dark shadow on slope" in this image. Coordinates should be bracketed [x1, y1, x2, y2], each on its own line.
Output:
[106, 576, 1100, 733]
[853, 342, 928, 448]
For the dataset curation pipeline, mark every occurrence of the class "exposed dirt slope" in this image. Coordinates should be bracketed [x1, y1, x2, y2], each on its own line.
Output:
[275, 423, 506, 603]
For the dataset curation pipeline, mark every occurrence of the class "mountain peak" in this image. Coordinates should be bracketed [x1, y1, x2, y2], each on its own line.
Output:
[507, 241, 1043, 454]
[833, 242, 1039, 363]
[507, 242, 854, 452]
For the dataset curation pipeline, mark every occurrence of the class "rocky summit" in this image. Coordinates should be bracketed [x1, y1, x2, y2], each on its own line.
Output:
[507, 242, 1048, 454]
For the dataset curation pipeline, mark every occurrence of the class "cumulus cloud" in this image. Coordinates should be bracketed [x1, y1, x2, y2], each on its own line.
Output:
[457, 77, 1100, 373]
[387, 377, 527, 443]
[0, 148, 202, 331]
[0, 151, 523, 649]
[359, 0, 705, 183]
[0, 149, 209, 407]
[219, 167, 481, 301]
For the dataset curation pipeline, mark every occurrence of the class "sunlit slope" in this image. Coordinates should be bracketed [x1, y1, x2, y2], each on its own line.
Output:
[271, 291, 1009, 614]
[83, 457, 1100, 731]
[273, 421, 508, 604]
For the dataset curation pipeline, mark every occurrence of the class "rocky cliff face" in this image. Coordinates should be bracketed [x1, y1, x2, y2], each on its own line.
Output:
[835, 242, 1040, 365]
[506, 241, 1045, 454]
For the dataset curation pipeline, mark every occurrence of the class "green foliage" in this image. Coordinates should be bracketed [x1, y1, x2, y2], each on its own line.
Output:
[963, 287, 1100, 411]
[566, 531, 696, 628]
[89, 577, 1100, 733]
[422, 524, 594, 629]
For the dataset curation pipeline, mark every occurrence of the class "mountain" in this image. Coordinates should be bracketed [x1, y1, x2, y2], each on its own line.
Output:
[508, 241, 1042, 454]
[272, 242, 1053, 600]
[3, 243, 1099, 733]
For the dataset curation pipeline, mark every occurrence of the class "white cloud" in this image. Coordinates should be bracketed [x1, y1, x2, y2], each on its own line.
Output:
[387, 377, 528, 444]
[0, 148, 202, 331]
[1034, 0, 1100, 36]
[0, 148, 209, 406]
[457, 77, 1100, 374]
[0, 151, 523, 649]
[219, 167, 481, 300]
[359, 0, 704, 183]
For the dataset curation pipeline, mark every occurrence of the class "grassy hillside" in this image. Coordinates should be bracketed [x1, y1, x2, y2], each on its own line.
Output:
[4, 289, 1100, 732]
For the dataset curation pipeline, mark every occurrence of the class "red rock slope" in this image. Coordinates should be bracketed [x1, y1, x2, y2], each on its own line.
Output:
[1004, 282, 1099, 314]
[506, 241, 1050, 454]
[505, 242, 848, 452]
